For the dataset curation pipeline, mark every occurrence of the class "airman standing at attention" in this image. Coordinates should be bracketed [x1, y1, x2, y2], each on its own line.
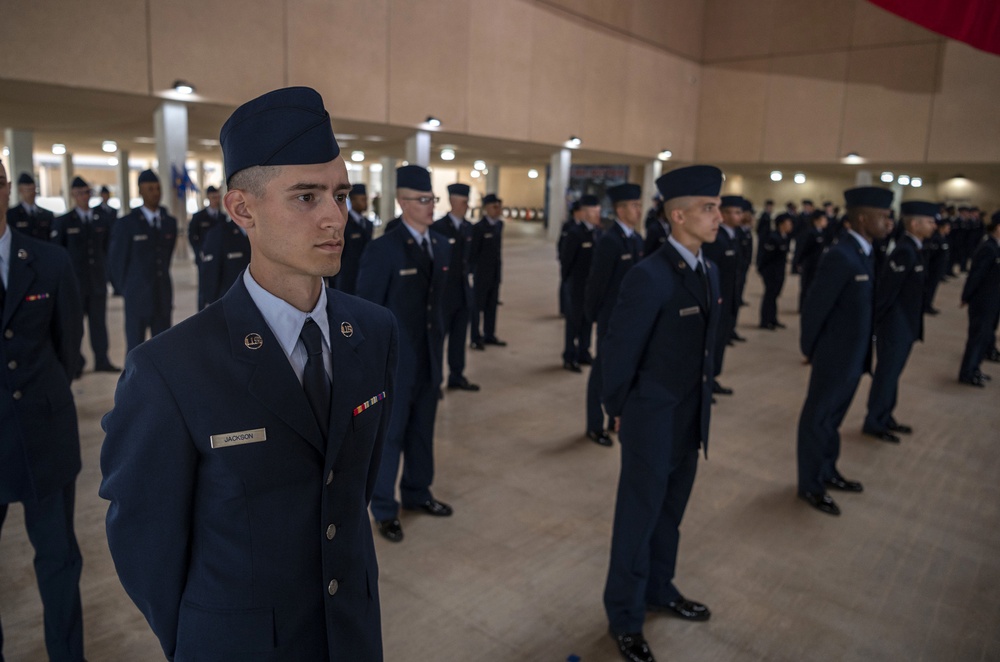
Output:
[957, 212, 1000, 387]
[333, 183, 373, 295]
[560, 195, 599, 372]
[6, 172, 55, 241]
[702, 195, 742, 395]
[757, 213, 793, 330]
[469, 193, 506, 349]
[189, 185, 226, 310]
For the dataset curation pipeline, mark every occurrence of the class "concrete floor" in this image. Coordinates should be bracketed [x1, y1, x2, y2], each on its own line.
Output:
[1, 222, 998, 661]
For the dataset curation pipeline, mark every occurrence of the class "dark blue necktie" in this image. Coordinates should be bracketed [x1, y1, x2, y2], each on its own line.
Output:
[300, 318, 330, 438]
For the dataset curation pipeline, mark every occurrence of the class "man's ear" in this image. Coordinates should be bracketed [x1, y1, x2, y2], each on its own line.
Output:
[225, 189, 253, 230]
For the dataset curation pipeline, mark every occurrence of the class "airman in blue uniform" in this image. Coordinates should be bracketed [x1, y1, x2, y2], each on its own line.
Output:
[334, 183, 374, 295]
[188, 185, 225, 310]
[101, 86, 395, 661]
[958, 212, 1000, 387]
[757, 213, 792, 330]
[198, 215, 251, 306]
[702, 195, 742, 395]
[6, 172, 55, 241]
[469, 193, 506, 349]
[797, 186, 893, 516]
[560, 195, 599, 372]
[357, 165, 454, 543]
[602, 166, 722, 662]
[0, 161, 86, 662]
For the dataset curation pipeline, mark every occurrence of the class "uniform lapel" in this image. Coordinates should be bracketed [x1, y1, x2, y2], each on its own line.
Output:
[324, 292, 367, 461]
[665, 242, 709, 312]
[223, 280, 325, 455]
[3, 234, 38, 327]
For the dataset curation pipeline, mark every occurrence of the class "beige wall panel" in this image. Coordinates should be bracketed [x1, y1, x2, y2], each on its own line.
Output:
[622, 44, 700, 161]
[388, 0, 470, 130]
[848, 43, 939, 95]
[629, 0, 704, 61]
[761, 53, 847, 162]
[0, 0, 148, 93]
[499, 166, 547, 207]
[851, 0, 941, 48]
[578, 29, 628, 154]
[768, 0, 855, 57]
[150, 0, 285, 106]
[466, 0, 533, 142]
[287, 0, 389, 124]
[527, 9, 587, 145]
[928, 43, 1000, 163]
[703, 0, 776, 62]
[539, 0, 631, 33]
[695, 62, 769, 162]
[840, 84, 932, 162]
[735, 172, 857, 209]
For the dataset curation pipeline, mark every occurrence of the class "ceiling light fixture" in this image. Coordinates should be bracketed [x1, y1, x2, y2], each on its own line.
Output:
[880, 171, 894, 183]
[426, 116, 441, 127]
[794, 173, 806, 184]
[102, 140, 117, 153]
[470, 170, 481, 178]
[657, 149, 672, 161]
[897, 175, 910, 186]
[52, 143, 66, 155]
[527, 168, 539, 179]
[568, 136, 582, 147]
[351, 150, 365, 162]
[172, 80, 195, 95]
[440, 148, 455, 161]
[474, 160, 487, 171]
[910, 177, 922, 188]
[770, 170, 782, 182]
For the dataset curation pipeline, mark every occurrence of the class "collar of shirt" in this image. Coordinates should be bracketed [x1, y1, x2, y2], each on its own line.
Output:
[22, 202, 35, 215]
[614, 219, 633, 238]
[0, 224, 10, 288]
[582, 221, 595, 231]
[348, 209, 361, 224]
[208, 208, 218, 218]
[242, 269, 331, 384]
[76, 208, 91, 222]
[659, 219, 670, 233]
[448, 213, 464, 230]
[402, 220, 431, 253]
[139, 206, 159, 226]
[721, 224, 736, 239]
[846, 229, 872, 256]
[905, 232, 923, 250]
[668, 235, 704, 271]
[486, 216, 499, 227]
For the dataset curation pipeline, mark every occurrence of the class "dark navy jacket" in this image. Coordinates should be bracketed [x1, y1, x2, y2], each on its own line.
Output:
[874, 234, 925, 342]
[187, 208, 223, 257]
[335, 211, 373, 295]
[962, 237, 1000, 312]
[107, 207, 178, 318]
[585, 222, 643, 337]
[51, 207, 114, 296]
[357, 224, 450, 389]
[430, 213, 473, 313]
[198, 220, 251, 306]
[100, 279, 396, 661]
[560, 222, 597, 301]
[643, 219, 670, 257]
[0, 230, 83, 503]
[469, 218, 502, 304]
[6, 203, 55, 241]
[702, 226, 739, 317]
[757, 230, 790, 277]
[800, 234, 875, 374]
[601, 241, 720, 461]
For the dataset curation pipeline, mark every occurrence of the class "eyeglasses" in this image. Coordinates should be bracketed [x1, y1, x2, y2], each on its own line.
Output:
[400, 196, 439, 205]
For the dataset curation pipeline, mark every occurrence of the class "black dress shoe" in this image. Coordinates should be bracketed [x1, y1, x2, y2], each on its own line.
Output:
[799, 491, 841, 516]
[987, 348, 1000, 362]
[470, 341, 486, 351]
[610, 630, 656, 662]
[925, 307, 940, 316]
[959, 376, 985, 388]
[975, 370, 992, 381]
[731, 332, 747, 342]
[586, 430, 613, 447]
[403, 498, 453, 517]
[376, 519, 404, 542]
[760, 323, 776, 330]
[863, 429, 900, 443]
[447, 377, 481, 391]
[94, 363, 122, 373]
[887, 422, 912, 434]
[483, 337, 507, 346]
[563, 361, 582, 373]
[648, 597, 711, 621]
[578, 353, 593, 365]
[824, 473, 863, 492]
[712, 382, 733, 395]
[774, 321, 787, 329]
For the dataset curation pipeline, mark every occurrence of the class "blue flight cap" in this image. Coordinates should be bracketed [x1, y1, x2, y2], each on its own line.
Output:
[100, 185, 111, 194]
[742, 198, 753, 212]
[655, 165, 724, 201]
[205, 185, 219, 194]
[570, 200, 581, 212]
[720, 195, 744, 208]
[579, 195, 600, 207]
[396, 165, 432, 191]
[138, 169, 159, 185]
[900, 201, 939, 219]
[844, 186, 893, 209]
[17, 172, 35, 186]
[71, 176, 89, 189]
[220, 86, 340, 182]
[350, 183, 367, 196]
[989, 210, 1000, 229]
[447, 183, 470, 197]
[607, 184, 641, 203]
[482, 193, 502, 205]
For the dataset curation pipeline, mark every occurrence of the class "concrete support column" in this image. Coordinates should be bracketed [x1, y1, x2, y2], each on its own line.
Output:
[643, 159, 663, 223]
[116, 149, 131, 212]
[196, 160, 207, 203]
[855, 170, 873, 186]
[155, 100, 189, 258]
[379, 156, 396, 229]
[485, 163, 500, 196]
[405, 131, 431, 168]
[5, 129, 34, 207]
[61, 152, 74, 210]
[546, 148, 571, 240]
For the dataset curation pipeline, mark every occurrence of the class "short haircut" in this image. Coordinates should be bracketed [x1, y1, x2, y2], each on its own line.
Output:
[228, 165, 281, 197]
[663, 196, 693, 224]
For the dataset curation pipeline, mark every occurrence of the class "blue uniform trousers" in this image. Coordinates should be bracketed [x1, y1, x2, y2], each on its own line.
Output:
[864, 330, 916, 433]
[797, 360, 864, 494]
[443, 300, 470, 384]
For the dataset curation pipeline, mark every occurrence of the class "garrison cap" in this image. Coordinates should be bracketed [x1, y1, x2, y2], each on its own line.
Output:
[100, 185, 111, 194]
[775, 212, 794, 225]
[71, 176, 89, 189]
[17, 172, 35, 186]
[607, 183, 641, 203]
[655, 165, 724, 201]
[720, 195, 744, 208]
[350, 183, 367, 196]
[742, 198, 753, 212]
[138, 169, 159, 184]
[579, 194, 600, 207]
[844, 186, 893, 210]
[802, 199, 814, 205]
[570, 200, 581, 212]
[205, 185, 219, 194]
[396, 165, 432, 192]
[900, 201, 939, 219]
[482, 193, 502, 205]
[988, 210, 1000, 230]
[220, 86, 339, 181]
[447, 183, 470, 197]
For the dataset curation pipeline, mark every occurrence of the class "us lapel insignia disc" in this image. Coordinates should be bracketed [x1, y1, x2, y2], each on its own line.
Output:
[17, 249, 28, 259]
[244, 333, 263, 350]
[341, 322, 354, 338]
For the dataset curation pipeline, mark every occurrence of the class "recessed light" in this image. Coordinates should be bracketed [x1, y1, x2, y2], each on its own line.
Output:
[52, 144, 66, 155]
[528, 169, 539, 179]
[426, 116, 441, 127]
[474, 160, 487, 171]
[441, 148, 455, 161]
[351, 150, 365, 162]
[880, 171, 894, 183]
[658, 149, 672, 160]
[794, 173, 806, 184]
[770, 170, 782, 182]
[102, 140, 117, 153]
[910, 177, 922, 188]
[172, 80, 195, 95]
[897, 175, 910, 186]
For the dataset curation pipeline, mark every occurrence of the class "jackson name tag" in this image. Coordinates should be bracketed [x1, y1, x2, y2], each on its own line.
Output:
[621, 254, 633, 261]
[134, 234, 149, 241]
[725, 250, 735, 256]
[67, 227, 81, 235]
[350, 233, 361, 239]
[210, 428, 267, 449]
[582, 242, 593, 248]
[679, 306, 700, 317]
[226, 252, 244, 259]
[855, 274, 870, 281]
[399, 268, 418, 276]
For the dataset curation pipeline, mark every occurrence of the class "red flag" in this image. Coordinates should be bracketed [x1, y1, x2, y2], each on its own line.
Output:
[868, 0, 1000, 55]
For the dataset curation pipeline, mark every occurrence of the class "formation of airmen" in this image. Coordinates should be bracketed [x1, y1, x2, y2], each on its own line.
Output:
[1, 84, 998, 662]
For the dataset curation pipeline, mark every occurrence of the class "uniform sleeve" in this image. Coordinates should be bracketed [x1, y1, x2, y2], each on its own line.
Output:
[107, 217, 129, 294]
[800, 248, 850, 359]
[961, 246, 989, 303]
[559, 229, 579, 280]
[99, 349, 198, 660]
[199, 225, 224, 304]
[366, 312, 398, 504]
[356, 240, 391, 306]
[51, 215, 68, 247]
[52, 249, 84, 378]
[600, 267, 664, 418]
[874, 247, 913, 324]
[584, 236, 616, 322]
